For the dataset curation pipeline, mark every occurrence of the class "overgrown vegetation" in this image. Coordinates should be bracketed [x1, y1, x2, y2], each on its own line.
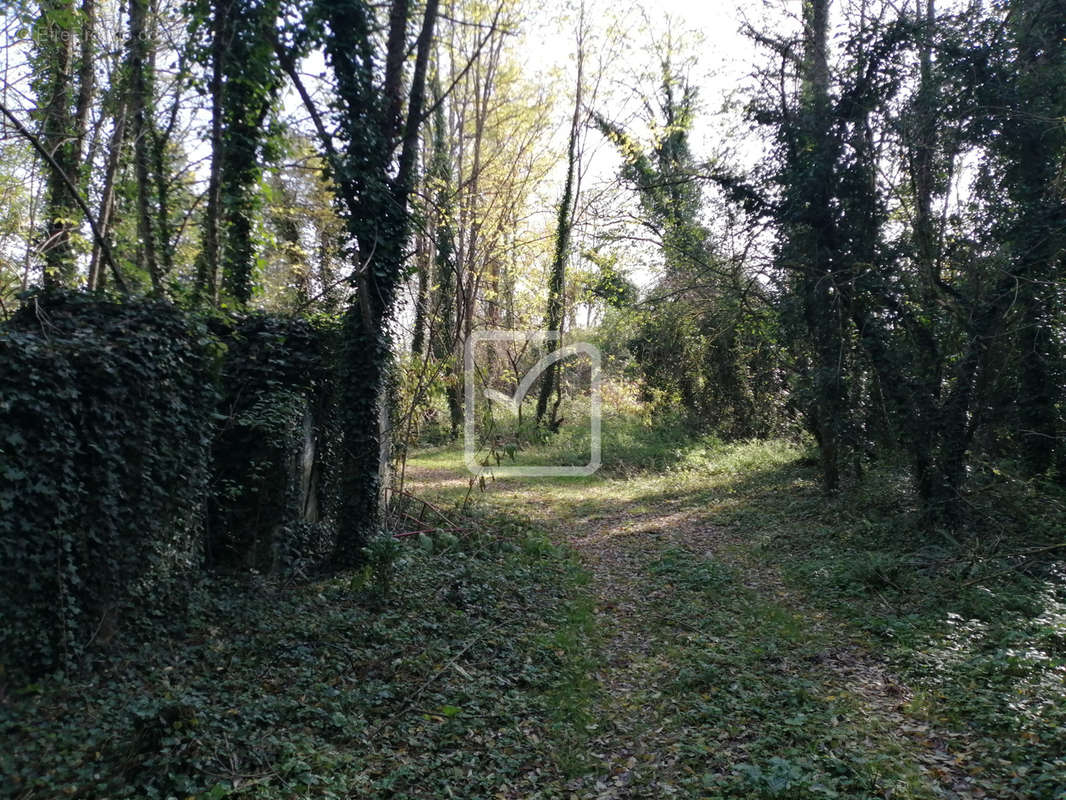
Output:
[207, 312, 342, 575]
[0, 292, 218, 674]
[734, 455, 1066, 797]
[0, 510, 593, 799]
[402, 424, 1066, 798]
[0, 292, 345, 676]
[1, 0, 1064, 796]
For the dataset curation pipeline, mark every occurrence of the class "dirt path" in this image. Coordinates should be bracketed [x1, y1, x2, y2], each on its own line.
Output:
[571, 503, 984, 798]
[567, 509, 723, 798]
[406, 462, 991, 799]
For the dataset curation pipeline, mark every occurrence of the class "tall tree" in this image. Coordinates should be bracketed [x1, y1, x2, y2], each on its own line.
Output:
[598, 47, 763, 438]
[218, 0, 282, 306]
[990, 0, 1066, 476]
[192, 0, 282, 306]
[778, 0, 848, 491]
[33, 0, 93, 285]
[535, 1, 585, 428]
[193, 0, 230, 304]
[426, 79, 463, 438]
[129, 0, 162, 292]
[281, 0, 439, 562]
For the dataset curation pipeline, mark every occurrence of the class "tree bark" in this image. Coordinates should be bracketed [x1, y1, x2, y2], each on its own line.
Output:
[129, 0, 161, 292]
[332, 0, 439, 565]
[195, 0, 229, 305]
[535, 3, 584, 428]
[36, 0, 79, 286]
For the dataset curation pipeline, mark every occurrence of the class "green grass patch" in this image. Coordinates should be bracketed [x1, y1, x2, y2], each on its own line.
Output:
[638, 546, 936, 799]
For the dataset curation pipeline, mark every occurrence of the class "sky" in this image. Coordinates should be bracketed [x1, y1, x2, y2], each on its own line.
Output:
[506, 0, 787, 297]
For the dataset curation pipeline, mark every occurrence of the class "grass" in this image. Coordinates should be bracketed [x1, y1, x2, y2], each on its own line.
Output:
[640, 547, 936, 798]
[404, 415, 1066, 798]
[714, 453, 1066, 797]
[5, 411, 1064, 798]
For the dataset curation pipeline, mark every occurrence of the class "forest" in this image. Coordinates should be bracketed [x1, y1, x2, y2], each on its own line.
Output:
[1, 0, 1064, 797]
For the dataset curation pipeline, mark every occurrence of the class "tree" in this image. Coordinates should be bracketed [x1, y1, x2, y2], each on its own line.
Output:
[191, 0, 282, 306]
[128, 0, 162, 292]
[32, 0, 94, 286]
[734, 0, 1065, 522]
[278, 0, 439, 562]
[535, 0, 585, 429]
[426, 78, 463, 438]
[597, 40, 768, 438]
[988, 0, 1066, 477]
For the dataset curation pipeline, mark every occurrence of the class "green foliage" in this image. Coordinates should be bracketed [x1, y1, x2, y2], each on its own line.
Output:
[0, 291, 219, 675]
[712, 441, 1066, 798]
[207, 312, 343, 575]
[216, 0, 285, 306]
[597, 64, 787, 440]
[351, 535, 404, 607]
[0, 509, 588, 798]
[649, 547, 733, 595]
[739, 0, 1066, 511]
[0, 294, 349, 675]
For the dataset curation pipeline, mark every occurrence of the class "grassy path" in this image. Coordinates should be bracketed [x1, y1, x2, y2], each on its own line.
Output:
[6, 437, 1059, 798]
[406, 441, 1026, 799]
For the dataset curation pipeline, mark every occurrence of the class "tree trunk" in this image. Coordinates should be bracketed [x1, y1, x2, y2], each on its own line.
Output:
[88, 99, 126, 291]
[36, 0, 79, 286]
[535, 4, 584, 427]
[799, 0, 845, 492]
[411, 225, 430, 356]
[195, 0, 229, 305]
[129, 0, 161, 292]
[331, 0, 439, 566]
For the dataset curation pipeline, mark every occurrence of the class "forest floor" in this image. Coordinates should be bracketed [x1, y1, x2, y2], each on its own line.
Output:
[4, 425, 1064, 799]
[400, 429, 1066, 800]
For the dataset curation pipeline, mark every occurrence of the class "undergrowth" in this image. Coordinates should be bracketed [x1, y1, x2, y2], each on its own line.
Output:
[6, 412, 1064, 799]
[671, 440, 1066, 798]
[0, 516, 593, 799]
[411, 418, 1066, 798]
[644, 547, 936, 799]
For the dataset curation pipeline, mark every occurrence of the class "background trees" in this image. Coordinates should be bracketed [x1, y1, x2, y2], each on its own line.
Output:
[731, 0, 1066, 519]
[0, 0, 1062, 540]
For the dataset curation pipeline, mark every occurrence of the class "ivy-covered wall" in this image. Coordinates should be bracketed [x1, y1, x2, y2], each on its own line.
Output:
[0, 293, 219, 673]
[0, 293, 344, 676]
[207, 313, 341, 577]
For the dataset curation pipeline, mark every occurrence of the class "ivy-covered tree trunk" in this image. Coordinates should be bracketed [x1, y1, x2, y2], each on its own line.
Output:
[321, 0, 438, 565]
[218, 0, 282, 306]
[34, 0, 81, 286]
[997, 0, 1066, 477]
[795, 0, 846, 492]
[129, 0, 162, 293]
[195, 0, 230, 305]
[535, 10, 584, 428]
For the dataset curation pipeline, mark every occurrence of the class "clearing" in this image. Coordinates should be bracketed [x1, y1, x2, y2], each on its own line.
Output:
[401, 436, 1065, 799]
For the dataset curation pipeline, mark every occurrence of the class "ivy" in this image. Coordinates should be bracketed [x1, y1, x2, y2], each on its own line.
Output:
[206, 312, 343, 576]
[0, 294, 349, 676]
[0, 290, 219, 675]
